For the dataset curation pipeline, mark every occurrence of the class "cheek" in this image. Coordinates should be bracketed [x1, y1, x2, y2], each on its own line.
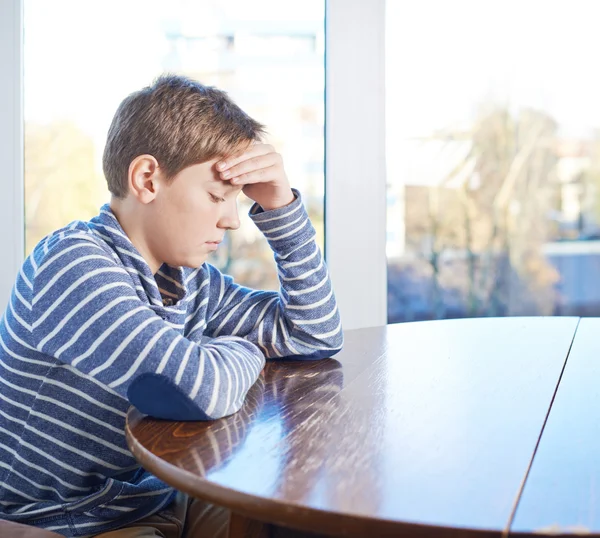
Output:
[160, 186, 221, 237]
[170, 188, 201, 215]
[162, 193, 212, 235]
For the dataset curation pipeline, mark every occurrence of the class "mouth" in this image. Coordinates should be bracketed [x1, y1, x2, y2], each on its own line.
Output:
[206, 240, 221, 250]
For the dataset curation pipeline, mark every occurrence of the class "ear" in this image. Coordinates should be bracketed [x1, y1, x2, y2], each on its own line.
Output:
[127, 155, 162, 204]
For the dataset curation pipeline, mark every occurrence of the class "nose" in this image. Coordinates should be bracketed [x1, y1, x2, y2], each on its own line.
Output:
[218, 201, 240, 231]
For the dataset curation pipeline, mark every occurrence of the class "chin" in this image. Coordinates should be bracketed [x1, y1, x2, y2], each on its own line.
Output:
[160, 254, 203, 269]
[179, 256, 209, 269]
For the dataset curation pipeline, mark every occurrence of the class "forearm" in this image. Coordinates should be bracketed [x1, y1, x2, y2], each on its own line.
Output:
[126, 336, 266, 420]
[32, 237, 266, 421]
[206, 191, 343, 358]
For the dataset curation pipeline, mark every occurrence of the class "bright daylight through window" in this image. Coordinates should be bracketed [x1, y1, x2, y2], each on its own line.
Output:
[24, 0, 325, 291]
[386, 0, 600, 322]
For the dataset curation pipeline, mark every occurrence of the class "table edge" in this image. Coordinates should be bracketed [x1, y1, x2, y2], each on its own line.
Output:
[126, 410, 506, 538]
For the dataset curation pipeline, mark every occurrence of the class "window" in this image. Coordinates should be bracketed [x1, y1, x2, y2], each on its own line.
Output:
[24, 0, 325, 291]
[386, 0, 600, 322]
[4, 0, 383, 328]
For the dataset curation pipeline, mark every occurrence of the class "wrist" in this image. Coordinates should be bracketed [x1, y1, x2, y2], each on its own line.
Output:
[260, 189, 295, 211]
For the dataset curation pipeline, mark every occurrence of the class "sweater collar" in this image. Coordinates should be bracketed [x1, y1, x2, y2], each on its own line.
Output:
[88, 204, 187, 308]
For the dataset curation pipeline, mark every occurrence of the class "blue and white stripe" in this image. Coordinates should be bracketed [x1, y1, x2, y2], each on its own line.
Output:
[0, 190, 342, 535]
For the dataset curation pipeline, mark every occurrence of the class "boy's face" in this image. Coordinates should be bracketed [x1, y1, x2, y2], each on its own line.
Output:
[145, 158, 243, 270]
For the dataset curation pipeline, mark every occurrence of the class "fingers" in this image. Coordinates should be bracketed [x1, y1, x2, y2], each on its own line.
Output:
[216, 143, 275, 173]
[217, 146, 282, 184]
[232, 164, 279, 185]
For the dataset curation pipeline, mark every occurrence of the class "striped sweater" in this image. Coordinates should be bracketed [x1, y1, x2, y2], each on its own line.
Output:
[0, 191, 343, 536]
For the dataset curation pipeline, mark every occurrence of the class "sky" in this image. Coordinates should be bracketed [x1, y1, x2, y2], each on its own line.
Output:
[23, 0, 323, 132]
[23, 0, 324, 178]
[24, 0, 600, 190]
[386, 0, 600, 140]
[25, 0, 600, 138]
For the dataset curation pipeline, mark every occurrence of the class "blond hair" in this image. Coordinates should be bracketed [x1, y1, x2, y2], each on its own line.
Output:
[103, 74, 265, 198]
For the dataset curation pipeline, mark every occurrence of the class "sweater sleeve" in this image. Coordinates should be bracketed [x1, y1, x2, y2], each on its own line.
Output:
[30, 235, 265, 421]
[203, 190, 344, 360]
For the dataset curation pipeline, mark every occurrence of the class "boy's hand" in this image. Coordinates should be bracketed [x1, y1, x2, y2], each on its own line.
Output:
[216, 144, 295, 211]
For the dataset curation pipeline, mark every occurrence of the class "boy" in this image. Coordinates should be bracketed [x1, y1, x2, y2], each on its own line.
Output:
[0, 75, 343, 537]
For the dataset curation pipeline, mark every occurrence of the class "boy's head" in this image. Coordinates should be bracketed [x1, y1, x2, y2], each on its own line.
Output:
[104, 75, 265, 273]
[103, 74, 264, 199]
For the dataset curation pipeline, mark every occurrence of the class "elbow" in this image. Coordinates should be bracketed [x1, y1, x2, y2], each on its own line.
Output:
[128, 373, 215, 421]
[310, 346, 342, 360]
[315, 316, 344, 356]
[290, 327, 344, 361]
[320, 331, 344, 358]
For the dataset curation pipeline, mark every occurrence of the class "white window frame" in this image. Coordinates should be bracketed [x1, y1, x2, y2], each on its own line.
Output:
[0, 0, 24, 311]
[1, 0, 387, 330]
[325, 0, 387, 329]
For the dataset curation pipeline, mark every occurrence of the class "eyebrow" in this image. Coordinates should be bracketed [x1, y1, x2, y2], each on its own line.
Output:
[210, 177, 242, 193]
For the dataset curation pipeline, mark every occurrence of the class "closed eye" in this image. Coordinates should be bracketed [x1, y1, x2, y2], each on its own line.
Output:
[209, 193, 225, 203]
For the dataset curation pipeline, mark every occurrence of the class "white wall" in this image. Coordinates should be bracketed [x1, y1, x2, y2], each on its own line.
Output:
[325, 0, 387, 329]
[0, 0, 24, 310]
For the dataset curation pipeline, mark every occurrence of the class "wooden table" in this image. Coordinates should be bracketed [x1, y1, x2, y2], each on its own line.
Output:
[126, 317, 598, 537]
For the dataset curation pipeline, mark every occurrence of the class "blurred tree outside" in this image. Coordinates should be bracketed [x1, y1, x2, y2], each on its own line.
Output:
[25, 121, 108, 255]
[25, 121, 285, 292]
[389, 105, 564, 321]
[580, 133, 600, 231]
